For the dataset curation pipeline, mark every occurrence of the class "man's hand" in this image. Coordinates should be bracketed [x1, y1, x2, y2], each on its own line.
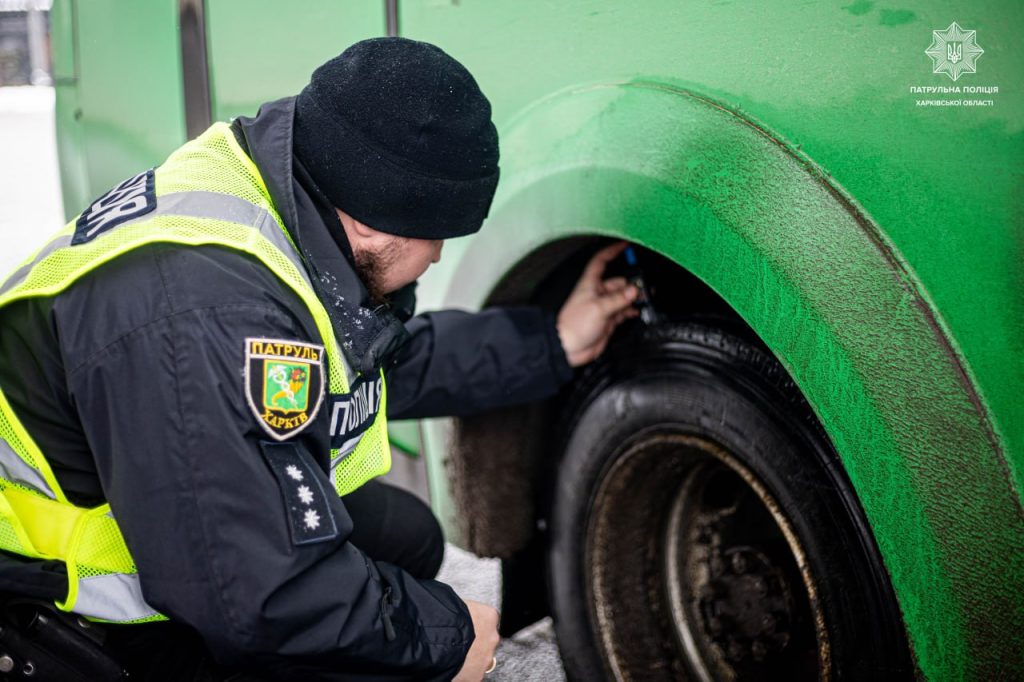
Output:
[557, 242, 640, 367]
[453, 599, 500, 681]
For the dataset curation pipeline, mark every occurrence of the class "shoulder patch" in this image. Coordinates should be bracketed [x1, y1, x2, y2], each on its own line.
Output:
[259, 441, 338, 545]
[72, 169, 156, 245]
[245, 338, 325, 441]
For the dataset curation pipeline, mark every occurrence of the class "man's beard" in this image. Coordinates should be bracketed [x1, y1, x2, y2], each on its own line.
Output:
[353, 240, 401, 307]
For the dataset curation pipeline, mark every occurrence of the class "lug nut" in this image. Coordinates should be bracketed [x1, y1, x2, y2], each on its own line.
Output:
[731, 552, 748, 574]
[0, 655, 13, 673]
[727, 639, 747, 661]
[761, 613, 777, 633]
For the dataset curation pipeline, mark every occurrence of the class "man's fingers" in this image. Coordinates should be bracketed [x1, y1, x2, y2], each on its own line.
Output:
[601, 277, 630, 294]
[597, 283, 638, 315]
[583, 242, 629, 281]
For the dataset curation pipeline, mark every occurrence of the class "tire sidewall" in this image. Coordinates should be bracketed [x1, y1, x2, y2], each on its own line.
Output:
[547, 324, 909, 681]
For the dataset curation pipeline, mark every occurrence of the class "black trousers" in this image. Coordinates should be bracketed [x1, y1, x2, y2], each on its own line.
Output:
[342, 480, 446, 581]
[102, 480, 446, 681]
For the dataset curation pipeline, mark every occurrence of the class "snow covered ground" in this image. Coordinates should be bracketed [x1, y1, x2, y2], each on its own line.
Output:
[0, 86, 64, 275]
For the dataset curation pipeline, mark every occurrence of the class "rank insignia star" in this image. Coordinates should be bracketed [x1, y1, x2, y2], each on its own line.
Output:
[286, 464, 304, 481]
[304, 509, 321, 530]
[297, 485, 314, 505]
[925, 21, 984, 82]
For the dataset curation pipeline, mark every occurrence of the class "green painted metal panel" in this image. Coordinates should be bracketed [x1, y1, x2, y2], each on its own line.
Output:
[400, 0, 1023, 488]
[205, 1, 387, 121]
[437, 81, 1024, 678]
[58, 0, 186, 218]
[49, 0, 75, 81]
[387, 420, 421, 457]
[51, 0, 89, 220]
[399, 2, 1023, 679]
[419, 416, 457, 538]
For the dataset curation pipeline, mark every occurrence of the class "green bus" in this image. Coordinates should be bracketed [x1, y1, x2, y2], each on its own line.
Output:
[49, 1, 1023, 679]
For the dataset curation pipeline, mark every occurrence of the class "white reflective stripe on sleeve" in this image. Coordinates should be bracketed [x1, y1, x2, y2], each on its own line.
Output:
[0, 234, 73, 297]
[0, 191, 309, 298]
[156, 190, 268, 227]
[331, 436, 362, 464]
[0, 439, 55, 499]
[157, 191, 314, 291]
[74, 573, 159, 622]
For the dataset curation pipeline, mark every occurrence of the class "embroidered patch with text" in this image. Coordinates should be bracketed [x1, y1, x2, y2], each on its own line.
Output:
[245, 338, 325, 441]
[72, 169, 156, 245]
[259, 441, 338, 545]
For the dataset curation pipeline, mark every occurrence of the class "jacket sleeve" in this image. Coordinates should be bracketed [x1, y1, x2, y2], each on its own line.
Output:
[385, 307, 574, 420]
[59, 248, 472, 680]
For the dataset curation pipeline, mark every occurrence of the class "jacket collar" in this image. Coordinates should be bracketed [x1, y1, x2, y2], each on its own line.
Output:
[233, 97, 410, 374]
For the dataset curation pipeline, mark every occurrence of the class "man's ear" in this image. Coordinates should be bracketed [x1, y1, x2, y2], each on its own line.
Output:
[336, 207, 384, 244]
[347, 218, 378, 239]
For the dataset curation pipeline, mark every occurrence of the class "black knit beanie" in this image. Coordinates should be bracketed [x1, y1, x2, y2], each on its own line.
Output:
[293, 37, 500, 240]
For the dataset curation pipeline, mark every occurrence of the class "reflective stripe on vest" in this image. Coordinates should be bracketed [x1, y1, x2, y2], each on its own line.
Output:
[0, 439, 55, 499]
[0, 192, 303, 298]
[75, 573, 160, 623]
[0, 122, 391, 623]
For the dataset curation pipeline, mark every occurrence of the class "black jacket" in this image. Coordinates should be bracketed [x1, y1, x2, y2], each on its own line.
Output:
[0, 97, 572, 680]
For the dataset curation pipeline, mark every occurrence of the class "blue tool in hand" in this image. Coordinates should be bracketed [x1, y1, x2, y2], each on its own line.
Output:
[623, 246, 659, 325]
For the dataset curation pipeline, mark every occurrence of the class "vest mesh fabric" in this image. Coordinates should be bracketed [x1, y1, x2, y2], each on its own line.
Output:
[333, 379, 391, 496]
[0, 384, 61, 557]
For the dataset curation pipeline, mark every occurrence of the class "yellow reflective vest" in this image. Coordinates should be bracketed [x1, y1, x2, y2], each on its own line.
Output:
[0, 123, 391, 623]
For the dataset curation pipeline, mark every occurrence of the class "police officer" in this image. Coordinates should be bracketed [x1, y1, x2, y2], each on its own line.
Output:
[0, 38, 638, 681]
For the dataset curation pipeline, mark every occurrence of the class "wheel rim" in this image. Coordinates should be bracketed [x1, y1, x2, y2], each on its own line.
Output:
[585, 431, 829, 681]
